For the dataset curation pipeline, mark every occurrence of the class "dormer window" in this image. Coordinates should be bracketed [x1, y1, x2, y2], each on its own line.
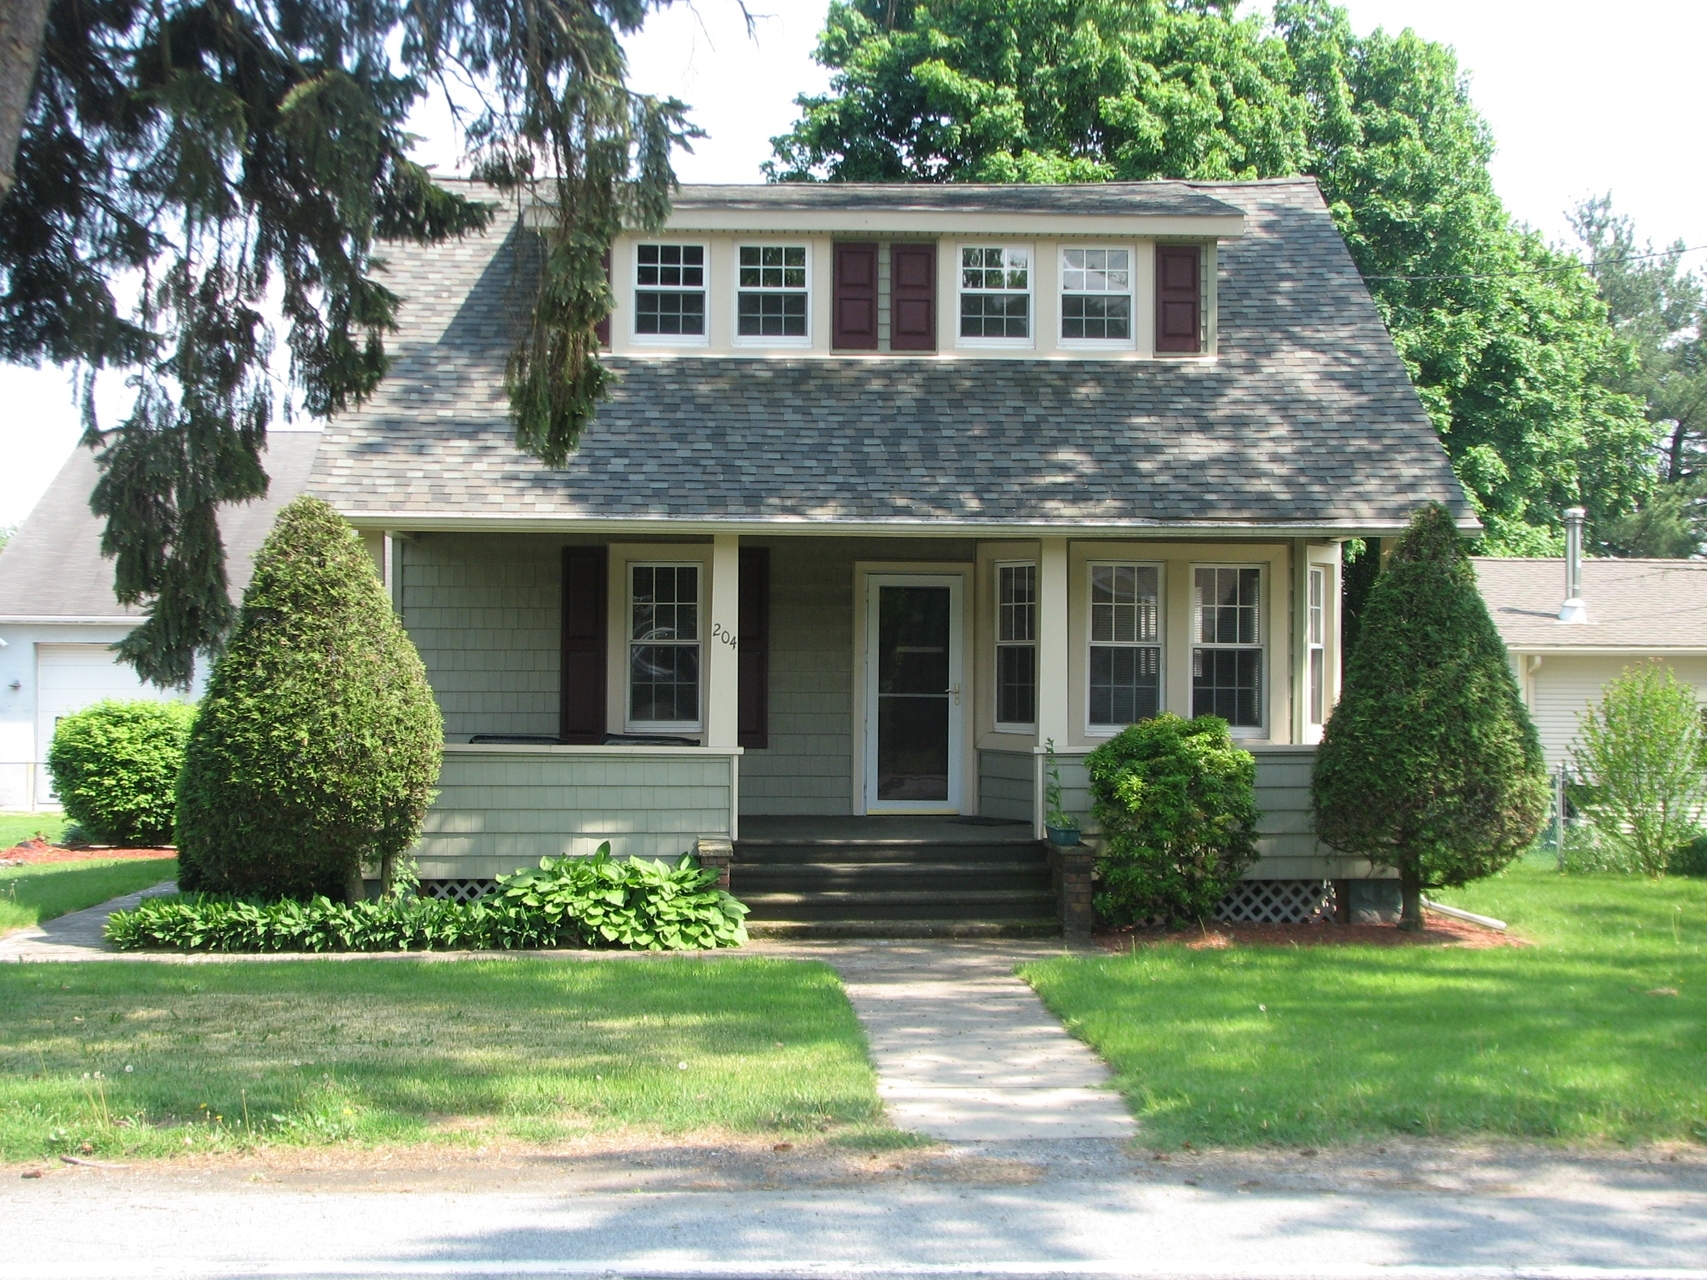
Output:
[737, 244, 809, 342]
[1060, 247, 1133, 343]
[959, 245, 1031, 343]
[634, 243, 706, 341]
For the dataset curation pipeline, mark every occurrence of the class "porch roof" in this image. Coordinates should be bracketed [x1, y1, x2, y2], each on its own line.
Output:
[309, 180, 1473, 536]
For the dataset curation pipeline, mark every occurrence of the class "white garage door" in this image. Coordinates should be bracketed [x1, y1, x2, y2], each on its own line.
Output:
[35, 644, 188, 774]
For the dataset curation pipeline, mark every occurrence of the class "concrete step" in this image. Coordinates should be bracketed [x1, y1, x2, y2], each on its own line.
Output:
[734, 840, 1046, 866]
[740, 887, 1057, 922]
[745, 918, 1062, 940]
[735, 861, 1053, 895]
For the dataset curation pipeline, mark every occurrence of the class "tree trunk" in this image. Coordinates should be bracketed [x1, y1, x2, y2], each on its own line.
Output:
[345, 865, 365, 905]
[0, 0, 53, 202]
[380, 852, 395, 898]
[1397, 865, 1425, 933]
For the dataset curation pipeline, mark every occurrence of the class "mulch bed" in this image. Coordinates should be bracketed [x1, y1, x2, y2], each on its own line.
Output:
[1095, 912, 1523, 952]
[0, 836, 176, 866]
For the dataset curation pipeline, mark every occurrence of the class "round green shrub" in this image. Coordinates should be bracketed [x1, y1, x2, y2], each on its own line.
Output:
[46, 699, 197, 845]
[175, 496, 443, 900]
[1312, 504, 1548, 929]
[1085, 712, 1259, 927]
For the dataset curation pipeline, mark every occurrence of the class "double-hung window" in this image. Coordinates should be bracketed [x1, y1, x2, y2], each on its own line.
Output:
[1193, 567, 1262, 729]
[737, 244, 809, 340]
[1308, 566, 1327, 728]
[959, 246, 1031, 341]
[995, 563, 1037, 727]
[1088, 564, 1161, 729]
[634, 244, 706, 339]
[629, 564, 700, 728]
[1060, 247, 1132, 342]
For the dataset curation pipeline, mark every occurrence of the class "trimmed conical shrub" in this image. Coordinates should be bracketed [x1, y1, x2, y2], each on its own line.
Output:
[176, 497, 442, 900]
[1311, 504, 1547, 929]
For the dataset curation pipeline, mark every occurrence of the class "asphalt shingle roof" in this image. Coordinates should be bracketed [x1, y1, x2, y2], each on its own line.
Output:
[666, 181, 1241, 218]
[1474, 557, 1707, 650]
[309, 179, 1472, 532]
[0, 431, 321, 619]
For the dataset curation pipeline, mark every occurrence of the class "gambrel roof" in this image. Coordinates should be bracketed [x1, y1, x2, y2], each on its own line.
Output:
[309, 179, 1472, 536]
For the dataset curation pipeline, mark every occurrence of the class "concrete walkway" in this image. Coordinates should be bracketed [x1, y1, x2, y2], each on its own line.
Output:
[779, 938, 1135, 1142]
[0, 881, 177, 962]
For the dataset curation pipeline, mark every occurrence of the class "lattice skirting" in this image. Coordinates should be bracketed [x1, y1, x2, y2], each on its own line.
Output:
[418, 878, 495, 903]
[1213, 879, 1335, 924]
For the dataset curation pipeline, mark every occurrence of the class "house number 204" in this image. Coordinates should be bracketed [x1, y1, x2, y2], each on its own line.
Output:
[711, 622, 738, 649]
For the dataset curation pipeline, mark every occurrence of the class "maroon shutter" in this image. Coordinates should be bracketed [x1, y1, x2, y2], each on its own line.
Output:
[833, 242, 879, 349]
[560, 547, 607, 743]
[738, 547, 770, 749]
[889, 242, 937, 351]
[594, 248, 613, 348]
[1156, 244, 1202, 353]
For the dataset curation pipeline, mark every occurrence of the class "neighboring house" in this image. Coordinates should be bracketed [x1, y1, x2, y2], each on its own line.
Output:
[0, 432, 321, 810]
[1476, 555, 1707, 769]
[306, 178, 1474, 930]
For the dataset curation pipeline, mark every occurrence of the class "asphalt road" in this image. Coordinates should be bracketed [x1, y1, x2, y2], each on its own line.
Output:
[3, 1139, 1704, 1280]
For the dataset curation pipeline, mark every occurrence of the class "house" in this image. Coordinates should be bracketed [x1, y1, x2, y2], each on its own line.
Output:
[306, 177, 1474, 932]
[0, 431, 321, 810]
[1476, 546, 1707, 770]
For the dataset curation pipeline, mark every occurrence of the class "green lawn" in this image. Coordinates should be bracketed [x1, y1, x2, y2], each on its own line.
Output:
[0, 957, 890, 1160]
[1022, 860, 1707, 1148]
[0, 858, 178, 937]
[0, 811, 69, 850]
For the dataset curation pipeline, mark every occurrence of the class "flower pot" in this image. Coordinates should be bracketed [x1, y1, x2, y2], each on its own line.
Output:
[1046, 823, 1081, 846]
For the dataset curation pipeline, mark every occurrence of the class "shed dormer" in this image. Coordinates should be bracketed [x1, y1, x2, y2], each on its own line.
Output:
[531, 182, 1246, 361]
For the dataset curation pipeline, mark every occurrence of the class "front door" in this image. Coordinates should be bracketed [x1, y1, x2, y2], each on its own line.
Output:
[864, 574, 964, 813]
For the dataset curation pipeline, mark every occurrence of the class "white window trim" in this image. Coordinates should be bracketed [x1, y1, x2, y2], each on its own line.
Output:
[631, 240, 711, 347]
[1085, 560, 1166, 735]
[1190, 562, 1266, 737]
[1307, 565, 1327, 729]
[994, 559, 1038, 731]
[955, 242, 1036, 349]
[731, 241, 813, 348]
[1058, 243, 1137, 350]
[625, 560, 704, 734]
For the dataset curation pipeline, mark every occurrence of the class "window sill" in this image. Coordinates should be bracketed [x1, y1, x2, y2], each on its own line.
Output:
[631, 334, 711, 348]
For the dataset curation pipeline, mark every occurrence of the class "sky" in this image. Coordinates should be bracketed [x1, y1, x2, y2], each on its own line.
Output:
[4, 0, 1704, 528]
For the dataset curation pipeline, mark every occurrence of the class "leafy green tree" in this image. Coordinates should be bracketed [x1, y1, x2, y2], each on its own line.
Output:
[0, 0, 692, 687]
[773, 0, 1656, 555]
[1570, 195, 1707, 556]
[1571, 660, 1707, 878]
[1312, 504, 1548, 930]
[176, 496, 442, 901]
[1084, 712, 1259, 927]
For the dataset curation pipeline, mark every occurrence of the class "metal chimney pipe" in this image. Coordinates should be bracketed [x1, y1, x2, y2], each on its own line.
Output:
[1558, 506, 1588, 624]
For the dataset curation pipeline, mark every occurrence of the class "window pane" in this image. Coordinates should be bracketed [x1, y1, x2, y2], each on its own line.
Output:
[1089, 645, 1161, 727]
[1195, 567, 1260, 645]
[998, 564, 1036, 642]
[997, 644, 1037, 725]
[1192, 647, 1261, 727]
[1309, 647, 1325, 726]
[635, 290, 705, 335]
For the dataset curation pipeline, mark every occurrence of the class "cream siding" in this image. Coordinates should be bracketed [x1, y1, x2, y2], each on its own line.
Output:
[1523, 654, 1707, 769]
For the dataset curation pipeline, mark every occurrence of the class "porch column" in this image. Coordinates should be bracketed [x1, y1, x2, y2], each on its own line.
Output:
[1289, 537, 1308, 745]
[706, 533, 741, 749]
[1035, 537, 1071, 837]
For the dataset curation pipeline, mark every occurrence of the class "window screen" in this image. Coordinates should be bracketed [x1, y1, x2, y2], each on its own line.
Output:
[737, 245, 808, 338]
[996, 563, 1037, 726]
[960, 246, 1030, 339]
[1088, 563, 1160, 727]
[635, 244, 706, 336]
[1061, 248, 1132, 341]
[1192, 566, 1262, 727]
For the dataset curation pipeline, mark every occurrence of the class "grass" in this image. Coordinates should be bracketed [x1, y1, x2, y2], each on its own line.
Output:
[0, 957, 893, 1160]
[0, 811, 69, 850]
[0, 858, 177, 937]
[1021, 857, 1707, 1148]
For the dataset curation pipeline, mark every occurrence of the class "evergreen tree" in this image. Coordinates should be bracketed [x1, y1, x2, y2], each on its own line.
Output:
[0, 0, 692, 686]
[176, 496, 442, 901]
[770, 0, 1656, 555]
[1311, 504, 1547, 930]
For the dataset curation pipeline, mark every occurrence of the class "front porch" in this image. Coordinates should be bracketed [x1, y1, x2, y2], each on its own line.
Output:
[385, 529, 1389, 927]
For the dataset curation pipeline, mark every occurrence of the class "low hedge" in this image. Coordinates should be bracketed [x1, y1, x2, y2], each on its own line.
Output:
[105, 845, 749, 953]
[46, 700, 197, 845]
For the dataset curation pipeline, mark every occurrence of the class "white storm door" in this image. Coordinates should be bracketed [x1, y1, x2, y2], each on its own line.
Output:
[864, 574, 965, 813]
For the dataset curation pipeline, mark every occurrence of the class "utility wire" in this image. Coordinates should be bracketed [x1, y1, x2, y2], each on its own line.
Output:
[1366, 242, 1707, 282]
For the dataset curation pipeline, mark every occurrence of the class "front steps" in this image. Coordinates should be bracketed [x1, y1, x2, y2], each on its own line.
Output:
[732, 824, 1059, 938]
